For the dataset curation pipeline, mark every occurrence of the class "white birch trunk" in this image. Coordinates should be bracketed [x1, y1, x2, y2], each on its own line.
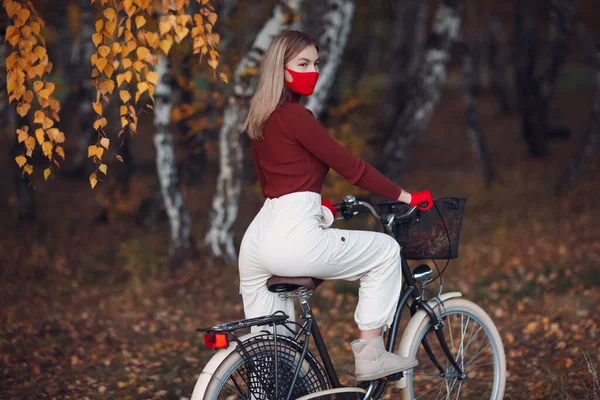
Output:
[205, 0, 305, 261]
[154, 55, 194, 264]
[304, 0, 355, 118]
[381, 0, 464, 177]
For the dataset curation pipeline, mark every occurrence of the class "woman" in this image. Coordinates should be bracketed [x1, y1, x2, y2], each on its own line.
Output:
[239, 30, 433, 382]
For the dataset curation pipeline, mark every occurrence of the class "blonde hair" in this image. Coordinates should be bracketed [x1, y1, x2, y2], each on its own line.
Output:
[244, 30, 318, 140]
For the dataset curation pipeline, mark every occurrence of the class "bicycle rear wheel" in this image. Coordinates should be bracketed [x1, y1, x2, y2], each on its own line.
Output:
[404, 298, 506, 399]
[202, 334, 329, 399]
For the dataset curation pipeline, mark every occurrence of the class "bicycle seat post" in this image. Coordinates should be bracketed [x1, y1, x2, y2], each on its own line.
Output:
[296, 287, 313, 319]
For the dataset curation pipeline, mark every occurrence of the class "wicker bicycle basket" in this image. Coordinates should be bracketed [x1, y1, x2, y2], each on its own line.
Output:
[378, 197, 467, 260]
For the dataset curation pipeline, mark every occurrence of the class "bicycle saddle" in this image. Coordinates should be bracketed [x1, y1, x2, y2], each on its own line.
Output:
[267, 276, 324, 293]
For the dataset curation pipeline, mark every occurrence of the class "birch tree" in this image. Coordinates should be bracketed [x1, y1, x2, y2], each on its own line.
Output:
[380, 0, 464, 178]
[304, 0, 355, 118]
[154, 55, 194, 265]
[204, 0, 305, 260]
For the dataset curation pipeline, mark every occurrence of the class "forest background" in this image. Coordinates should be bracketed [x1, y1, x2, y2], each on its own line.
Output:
[1, 0, 600, 398]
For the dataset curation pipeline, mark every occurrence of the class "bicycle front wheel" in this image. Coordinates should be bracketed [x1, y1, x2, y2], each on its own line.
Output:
[202, 334, 329, 399]
[404, 298, 506, 399]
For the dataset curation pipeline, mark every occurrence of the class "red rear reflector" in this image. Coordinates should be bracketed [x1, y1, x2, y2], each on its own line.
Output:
[204, 333, 229, 349]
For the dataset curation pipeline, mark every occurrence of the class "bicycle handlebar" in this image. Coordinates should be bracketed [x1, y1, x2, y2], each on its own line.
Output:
[332, 194, 419, 231]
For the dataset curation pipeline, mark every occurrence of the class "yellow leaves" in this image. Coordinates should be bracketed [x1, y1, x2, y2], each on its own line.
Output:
[93, 101, 103, 116]
[136, 46, 149, 60]
[17, 102, 31, 117]
[96, 57, 108, 73]
[34, 46, 46, 60]
[135, 15, 146, 28]
[88, 145, 104, 159]
[55, 146, 65, 160]
[14, 8, 31, 28]
[98, 45, 111, 58]
[117, 73, 126, 88]
[98, 79, 115, 95]
[207, 12, 217, 25]
[145, 32, 160, 49]
[174, 25, 190, 43]
[120, 90, 132, 103]
[24, 137, 35, 156]
[95, 19, 104, 32]
[5, 1, 22, 18]
[17, 129, 29, 143]
[103, 8, 117, 20]
[35, 128, 45, 144]
[146, 71, 159, 85]
[93, 118, 108, 131]
[137, 82, 149, 94]
[6, 25, 20, 46]
[42, 141, 53, 159]
[219, 72, 228, 84]
[104, 19, 117, 36]
[100, 138, 110, 149]
[89, 172, 98, 189]
[92, 32, 103, 47]
[104, 63, 115, 79]
[122, 57, 132, 69]
[44, 168, 51, 181]
[99, 164, 108, 174]
[159, 21, 172, 36]
[160, 37, 173, 55]
[15, 155, 27, 168]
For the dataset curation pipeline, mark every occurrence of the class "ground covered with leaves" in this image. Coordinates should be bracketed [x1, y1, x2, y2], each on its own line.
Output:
[1, 88, 599, 399]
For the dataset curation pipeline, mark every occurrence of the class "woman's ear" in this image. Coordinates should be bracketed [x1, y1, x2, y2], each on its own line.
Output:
[284, 67, 293, 83]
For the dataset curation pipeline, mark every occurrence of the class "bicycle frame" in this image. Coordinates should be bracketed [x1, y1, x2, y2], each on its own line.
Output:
[282, 254, 466, 400]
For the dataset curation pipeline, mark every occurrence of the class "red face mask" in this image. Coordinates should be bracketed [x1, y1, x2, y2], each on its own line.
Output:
[284, 66, 319, 96]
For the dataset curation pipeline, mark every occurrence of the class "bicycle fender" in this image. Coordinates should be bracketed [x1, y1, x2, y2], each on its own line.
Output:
[190, 332, 264, 400]
[395, 291, 463, 390]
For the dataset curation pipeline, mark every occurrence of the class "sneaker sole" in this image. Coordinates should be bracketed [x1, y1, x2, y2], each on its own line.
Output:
[355, 359, 419, 382]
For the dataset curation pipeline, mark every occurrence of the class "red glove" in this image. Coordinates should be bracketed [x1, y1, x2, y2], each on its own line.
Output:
[409, 190, 434, 211]
[321, 198, 336, 217]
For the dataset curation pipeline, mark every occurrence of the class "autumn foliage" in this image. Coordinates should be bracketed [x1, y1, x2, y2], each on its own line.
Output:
[3, 0, 226, 187]
[4, 0, 66, 180]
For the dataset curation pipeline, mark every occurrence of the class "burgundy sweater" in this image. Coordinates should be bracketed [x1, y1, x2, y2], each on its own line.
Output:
[251, 101, 402, 200]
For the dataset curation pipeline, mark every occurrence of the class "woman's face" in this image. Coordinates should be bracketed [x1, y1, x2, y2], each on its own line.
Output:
[285, 45, 319, 82]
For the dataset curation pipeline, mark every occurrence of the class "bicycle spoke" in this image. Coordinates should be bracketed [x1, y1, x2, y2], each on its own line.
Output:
[414, 381, 446, 400]
[409, 307, 501, 400]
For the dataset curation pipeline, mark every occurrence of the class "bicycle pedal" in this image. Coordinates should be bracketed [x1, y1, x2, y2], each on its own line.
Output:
[383, 372, 403, 382]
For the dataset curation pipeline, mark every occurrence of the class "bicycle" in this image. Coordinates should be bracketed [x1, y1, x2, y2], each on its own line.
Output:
[191, 195, 507, 399]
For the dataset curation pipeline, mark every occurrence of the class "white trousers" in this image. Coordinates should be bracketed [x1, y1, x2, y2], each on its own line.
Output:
[238, 192, 402, 331]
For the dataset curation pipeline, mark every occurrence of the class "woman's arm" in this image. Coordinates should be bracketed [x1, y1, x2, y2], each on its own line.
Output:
[278, 104, 406, 201]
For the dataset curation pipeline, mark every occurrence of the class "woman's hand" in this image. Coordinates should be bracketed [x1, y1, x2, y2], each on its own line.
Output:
[409, 190, 434, 211]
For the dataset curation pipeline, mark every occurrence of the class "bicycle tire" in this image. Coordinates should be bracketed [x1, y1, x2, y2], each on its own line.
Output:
[202, 335, 329, 399]
[401, 298, 506, 400]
